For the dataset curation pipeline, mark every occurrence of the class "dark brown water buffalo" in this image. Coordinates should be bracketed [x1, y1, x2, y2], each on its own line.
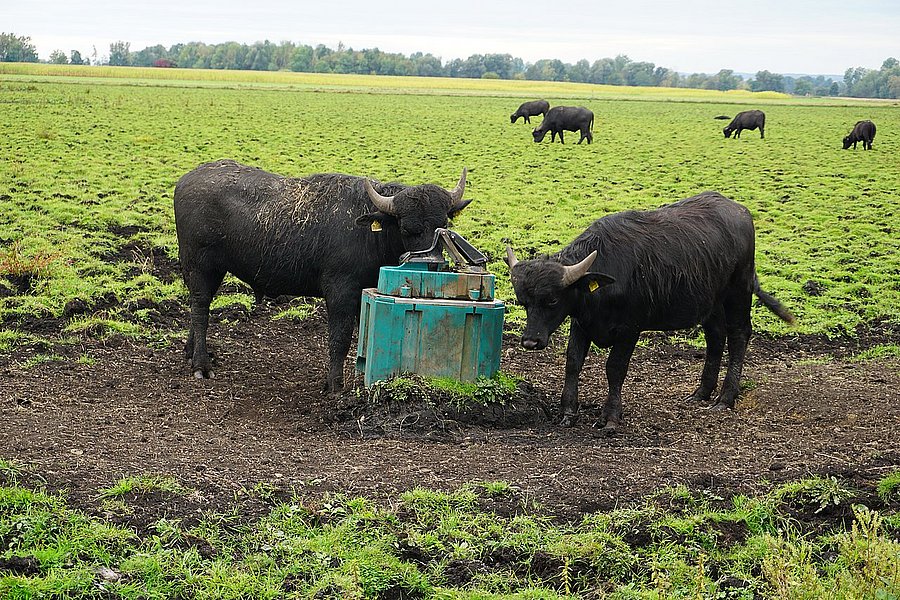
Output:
[843, 120, 876, 150]
[511, 99, 550, 124]
[506, 191, 793, 431]
[532, 106, 594, 144]
[723, 110, 765, 139]
[174, 160, 471, 390]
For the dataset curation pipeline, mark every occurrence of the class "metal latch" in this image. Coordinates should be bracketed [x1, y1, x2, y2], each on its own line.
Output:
[400, 228, 489, 272]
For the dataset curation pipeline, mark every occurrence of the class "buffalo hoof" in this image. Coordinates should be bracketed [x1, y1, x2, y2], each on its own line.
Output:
[683, 389, 714, 404]
[193, 369, 215, 379]
[558, 414, 579, 428]
[707, 401, 732, 411]
[598, 418, 621, 434]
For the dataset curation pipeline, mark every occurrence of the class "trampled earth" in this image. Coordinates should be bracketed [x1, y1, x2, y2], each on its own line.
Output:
[2, 299, 898, 519]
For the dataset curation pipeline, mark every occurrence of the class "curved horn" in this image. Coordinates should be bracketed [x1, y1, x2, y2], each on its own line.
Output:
[560, 251, 598, 287]
[364, 179, 397, 215]
[448, 167, 467, 203]
[505, 246, 518, 269]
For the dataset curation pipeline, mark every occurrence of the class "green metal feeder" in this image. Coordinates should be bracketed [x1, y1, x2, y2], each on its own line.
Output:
[356, 229, 505, 386]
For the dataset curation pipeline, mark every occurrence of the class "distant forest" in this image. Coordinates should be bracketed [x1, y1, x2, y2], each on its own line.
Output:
[3, 32, 899, 99]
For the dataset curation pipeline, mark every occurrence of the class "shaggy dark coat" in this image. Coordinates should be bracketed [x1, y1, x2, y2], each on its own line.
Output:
[723, 110, 766, 139]
[843, 120, 876, 150]
[174, 160, 470, 390]
[507, 191, 793, 430]
[510, 99, 550, 124]
[532, 106, 594, 144]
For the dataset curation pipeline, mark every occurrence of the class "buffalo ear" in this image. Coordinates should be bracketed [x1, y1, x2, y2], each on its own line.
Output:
[448, 198, 473, 219]
[576, 272, 615, 293]
[356, 211, 395, 230]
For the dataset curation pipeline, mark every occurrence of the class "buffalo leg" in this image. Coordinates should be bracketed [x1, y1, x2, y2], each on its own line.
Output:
[559, 321, 591, 427]
[323, 285, 361, 393]
[601, 334, 639, 431]
[759, 126, 765, 139]
[714, 294, 753, 409]
[685, 306, 726, 403]
[185, 268, 225, 378]
[558, 131, 564, 144]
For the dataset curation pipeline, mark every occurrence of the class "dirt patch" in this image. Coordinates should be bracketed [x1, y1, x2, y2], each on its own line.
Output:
[1, 303, 899, 521]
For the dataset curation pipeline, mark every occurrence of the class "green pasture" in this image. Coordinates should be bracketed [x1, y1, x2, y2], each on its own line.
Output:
[1, 461, 899, 598]
[1, 67, 899, 352]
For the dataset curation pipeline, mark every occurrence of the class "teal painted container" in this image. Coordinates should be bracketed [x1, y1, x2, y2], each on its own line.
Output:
[356, 263, 505, 386]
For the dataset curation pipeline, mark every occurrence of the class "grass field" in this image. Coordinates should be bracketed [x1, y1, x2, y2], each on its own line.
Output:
[1, 62, 900, 600]
[2, 461, 899, 599]
[2, 65, 899, 352]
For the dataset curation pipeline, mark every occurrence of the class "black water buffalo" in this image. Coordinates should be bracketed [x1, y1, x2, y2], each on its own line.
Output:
[723, 110, 765, 139]
[532, 106, 594, 144]
[843, 120, 876, 150]
[506, 191, 793, 431]
[174, 160, 470, 390]
[511, 99, 550, 124]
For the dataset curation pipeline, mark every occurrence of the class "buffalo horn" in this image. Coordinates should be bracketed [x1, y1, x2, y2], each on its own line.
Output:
[448, 167, 467, 203]
[505, 246, 518, 269]
[560, 251, 598, 287]
[364, 179, 397, 215]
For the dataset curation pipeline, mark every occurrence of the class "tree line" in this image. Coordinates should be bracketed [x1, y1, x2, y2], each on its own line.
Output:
[3, 32, 899, 99]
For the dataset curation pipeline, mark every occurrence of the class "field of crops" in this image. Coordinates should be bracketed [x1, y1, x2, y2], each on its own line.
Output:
[1, 66, 899, 598]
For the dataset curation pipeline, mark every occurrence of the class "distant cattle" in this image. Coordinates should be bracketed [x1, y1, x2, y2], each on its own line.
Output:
[174, 160, 471, 391]
[511, 100, 550, 124]
[843, 120, 876, 150]
[532, 106, 594, 144]
[723, 110, 765, 139]
[506, 191, 793, 431]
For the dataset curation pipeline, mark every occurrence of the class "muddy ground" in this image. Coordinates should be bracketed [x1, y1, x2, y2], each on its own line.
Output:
[1, 298, 898, 520]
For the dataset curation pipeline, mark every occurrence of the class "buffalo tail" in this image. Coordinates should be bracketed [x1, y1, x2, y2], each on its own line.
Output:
[753, 274, 795, 324]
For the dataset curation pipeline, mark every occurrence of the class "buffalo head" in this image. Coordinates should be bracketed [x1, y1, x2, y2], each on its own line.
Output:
[356, 169, 471, 252]
[723, 126, 734, 138]
[842, 135, 852, 149]
[532, 128, 548, 143]
[505, 247, 615, 349]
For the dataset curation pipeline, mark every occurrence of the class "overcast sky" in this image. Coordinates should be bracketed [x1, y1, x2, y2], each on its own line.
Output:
[8, 0, 899, 76]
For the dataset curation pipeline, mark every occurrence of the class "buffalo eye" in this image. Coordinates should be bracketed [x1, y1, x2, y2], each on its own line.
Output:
[546, 297, 559, 307]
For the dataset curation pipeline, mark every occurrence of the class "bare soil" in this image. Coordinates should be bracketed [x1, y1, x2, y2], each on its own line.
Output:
[2, 293, 898, 521]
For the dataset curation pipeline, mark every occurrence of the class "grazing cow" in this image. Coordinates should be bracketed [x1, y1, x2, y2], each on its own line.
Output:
[174, 160, 471, 390]
[505, 191, 793, 431]
[511, 100, 550, 124]
[533, 106, 594, 144]
[843, 120, 876, 150]
[723, 110, 765, 139]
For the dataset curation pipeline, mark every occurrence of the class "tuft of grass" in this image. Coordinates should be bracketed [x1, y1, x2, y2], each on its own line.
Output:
[772, 475, 857, 514]
[876, 471, 900, 503]
[854, 344, 900, 361]
[19, 353, 65, 369]
[63, 317, 144, 339]
[98, 474, 189, 499]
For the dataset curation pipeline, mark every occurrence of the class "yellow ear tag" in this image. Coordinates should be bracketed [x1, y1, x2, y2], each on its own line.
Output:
[588, 280, 599, 293]
[371, 220, 382, 232]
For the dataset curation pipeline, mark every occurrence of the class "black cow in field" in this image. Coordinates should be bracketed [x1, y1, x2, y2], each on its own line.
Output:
[174, 160, 471, 390]
[723, 110, 765, 139]
[511, 99, 550, 124]
[532, 106, 594, 144]
[843, 120, 876, 150]
[505, 191, 794, 431]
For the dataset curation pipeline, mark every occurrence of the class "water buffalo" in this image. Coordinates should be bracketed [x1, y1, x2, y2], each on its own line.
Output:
[174, 160, 470, 390]
[723, 110, 765, 139]
[533, 106, 594, 144]
[505, 191, 793, 431]
[843, 120, 876, 150]
[511, 100, 550, 124]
